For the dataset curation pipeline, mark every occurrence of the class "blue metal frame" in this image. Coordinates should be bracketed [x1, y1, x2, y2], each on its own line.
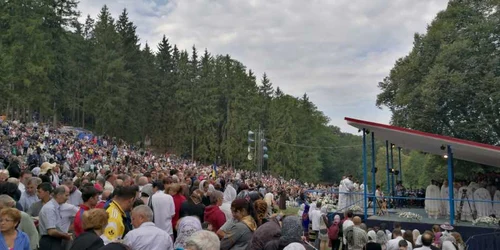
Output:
[371, 132, 376, 215]
[362, 129, 368, 220]
[385, 141, 390, 208]
[447, 145, 455, 225]
[398, 147, 402, 182]
[390, 144, 395, 197]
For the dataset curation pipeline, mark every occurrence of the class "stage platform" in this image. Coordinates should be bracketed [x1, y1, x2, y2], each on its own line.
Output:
[327, 208, 500, 249]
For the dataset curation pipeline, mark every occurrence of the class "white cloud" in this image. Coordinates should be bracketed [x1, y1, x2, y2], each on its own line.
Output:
[78, 0, 449, 133]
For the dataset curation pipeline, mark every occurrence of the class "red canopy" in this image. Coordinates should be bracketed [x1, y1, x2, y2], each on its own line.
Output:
[345, 117, 500, 168]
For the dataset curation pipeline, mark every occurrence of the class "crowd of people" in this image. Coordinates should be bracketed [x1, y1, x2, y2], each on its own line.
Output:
[0, 119, 481, 250]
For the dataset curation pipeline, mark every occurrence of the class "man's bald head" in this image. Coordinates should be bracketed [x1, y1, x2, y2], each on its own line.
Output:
[115, 179, 124, 187]
[353, 216, 362, 226]
[138, 177, 148, 186]
[422, 232, 433, 246]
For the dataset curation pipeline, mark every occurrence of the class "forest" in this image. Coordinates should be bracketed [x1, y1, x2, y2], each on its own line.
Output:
[1, 0, 498, 186]
[0, 1, 366, 183]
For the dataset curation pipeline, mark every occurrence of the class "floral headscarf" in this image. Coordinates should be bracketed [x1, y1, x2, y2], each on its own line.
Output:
[174, 216, 202, 249]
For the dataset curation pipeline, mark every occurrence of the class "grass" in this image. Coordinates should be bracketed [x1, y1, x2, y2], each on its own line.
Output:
[282, 206, 300, 215]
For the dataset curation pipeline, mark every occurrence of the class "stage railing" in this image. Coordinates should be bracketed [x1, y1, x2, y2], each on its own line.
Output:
[307, 190, 500, 220]
[464, 232, 500, 250]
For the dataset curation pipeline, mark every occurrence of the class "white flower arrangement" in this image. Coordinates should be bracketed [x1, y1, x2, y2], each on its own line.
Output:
[398, 212, 422, 221]
[349, 205, 363, 212]
[472, 216, 499, 226]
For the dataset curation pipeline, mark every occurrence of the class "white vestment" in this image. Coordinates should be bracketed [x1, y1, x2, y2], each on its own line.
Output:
[440, 185, 450, 216]
[425, 184, 441, 217]
[338, 180, 347, 212]
[493, 190, 500, 217]
[474, 188, 492, 217]
[353, 182, 360, 206]
[344, 178, 354, 209]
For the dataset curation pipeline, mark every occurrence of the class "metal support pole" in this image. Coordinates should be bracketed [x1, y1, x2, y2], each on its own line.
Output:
[362, 129, 368, 220]
[385, 141, 390, 208]
[390, 144, 394, 196]
[371, 132, 376, 216]
[398, 147, 402, 183]
[447, 145, 455, 225]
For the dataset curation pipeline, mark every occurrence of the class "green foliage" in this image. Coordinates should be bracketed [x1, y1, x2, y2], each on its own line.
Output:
[376, 0, 500, 186]
[0, 2, 373, 183]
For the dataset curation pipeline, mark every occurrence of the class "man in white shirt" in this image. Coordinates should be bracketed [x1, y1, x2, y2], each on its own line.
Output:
[149, 179, 175, 236]
[124, 205, 173, 250]
[387, 229, 412, 250]
[309, 201, 322, 249]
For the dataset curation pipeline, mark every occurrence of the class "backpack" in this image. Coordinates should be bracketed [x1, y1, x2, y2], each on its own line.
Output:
[328, 221, 340, 240]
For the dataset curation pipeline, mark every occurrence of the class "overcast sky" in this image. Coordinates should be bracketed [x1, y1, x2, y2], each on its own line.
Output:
[78, 0, 449, 134]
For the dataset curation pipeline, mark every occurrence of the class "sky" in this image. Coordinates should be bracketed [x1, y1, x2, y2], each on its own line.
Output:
[78, 0, 450, 134]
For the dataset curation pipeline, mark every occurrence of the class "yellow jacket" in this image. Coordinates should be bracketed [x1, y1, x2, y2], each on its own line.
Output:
[102, 201, 126, 244]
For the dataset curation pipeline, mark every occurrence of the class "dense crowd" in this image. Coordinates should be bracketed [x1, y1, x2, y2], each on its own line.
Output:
[0, 120, 473, 250]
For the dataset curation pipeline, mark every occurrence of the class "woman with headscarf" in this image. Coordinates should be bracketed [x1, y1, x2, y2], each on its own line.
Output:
[180, 190, 205, 223]
[263, 216, 314, 250]
[414, 235, 423, 248]
[253, 200, 268, 227]
[365, 230, 381, 250]
[318, 206, 329, 250]
[376, 230, 388, 250]
[199, 180, 211, 206]
[221, 184, 236, 221]
[412, 229, 420, 246]
[329, 215, 341, 250]
[220, 199, 257, 250]
[174, 216, 202, 249]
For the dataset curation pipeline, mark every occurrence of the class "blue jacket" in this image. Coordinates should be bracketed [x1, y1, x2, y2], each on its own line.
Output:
[0, 230, 30, 250]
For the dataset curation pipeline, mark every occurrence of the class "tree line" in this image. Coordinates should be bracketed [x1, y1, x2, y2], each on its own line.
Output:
[0, 1, 368, 183]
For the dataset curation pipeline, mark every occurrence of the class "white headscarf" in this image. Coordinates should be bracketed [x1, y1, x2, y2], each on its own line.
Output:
[283, 243, 306, 250]
[223, 185, 237, 204]
[199, 180, 207, 192]
[412, 229, 420, 243]
[174, 216, 202, 249]
[367, 230, 377, 243]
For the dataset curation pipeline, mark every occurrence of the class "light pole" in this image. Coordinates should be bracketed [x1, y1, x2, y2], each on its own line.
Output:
[247, 127, 268, 178]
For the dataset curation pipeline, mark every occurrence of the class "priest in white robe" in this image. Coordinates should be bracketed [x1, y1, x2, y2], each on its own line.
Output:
[474, 183, 493, 218]
[440, 180, 450, 217]
[493, 189, 500, 217]
[338, 176, 347, 212]
[425, 180, 441, 219]
[344, 175, 355, 209]
[353, 181, 360, 206]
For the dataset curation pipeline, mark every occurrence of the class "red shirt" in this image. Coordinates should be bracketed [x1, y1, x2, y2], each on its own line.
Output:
[73, 204, 91, 237]
[96, 201, 106, 209]
[172, 194, 186, 230]
[204, 205, 226, 232]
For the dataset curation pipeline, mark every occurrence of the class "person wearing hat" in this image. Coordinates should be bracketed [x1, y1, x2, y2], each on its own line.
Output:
[40, 162, 59, 187]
